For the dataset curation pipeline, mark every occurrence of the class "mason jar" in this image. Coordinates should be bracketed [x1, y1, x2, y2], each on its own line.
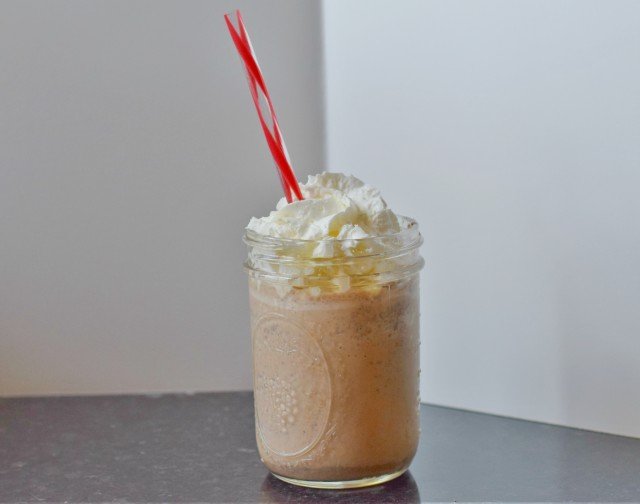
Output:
[244, 219, 424, 489]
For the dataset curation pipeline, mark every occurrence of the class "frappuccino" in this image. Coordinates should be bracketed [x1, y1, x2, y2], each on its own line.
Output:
[245, 173, 423, 488]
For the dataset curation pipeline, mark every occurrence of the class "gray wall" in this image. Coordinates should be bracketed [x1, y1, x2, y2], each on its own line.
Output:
[0, 0, 324, 395]
[324, 0, 640, 437]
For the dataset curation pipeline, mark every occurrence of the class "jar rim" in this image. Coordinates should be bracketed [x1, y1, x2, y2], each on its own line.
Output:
[243, 217, 424, 285]
[243, 216, 424, 285]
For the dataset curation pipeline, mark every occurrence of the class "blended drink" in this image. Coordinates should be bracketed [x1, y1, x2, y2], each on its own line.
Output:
[245, 173, 423, 489]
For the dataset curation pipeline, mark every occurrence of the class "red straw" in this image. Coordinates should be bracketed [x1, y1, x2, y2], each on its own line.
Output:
[224, 10, 303, 202]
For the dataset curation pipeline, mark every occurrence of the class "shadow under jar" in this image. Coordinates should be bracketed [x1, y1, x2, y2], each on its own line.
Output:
[244, 219, 424, 489]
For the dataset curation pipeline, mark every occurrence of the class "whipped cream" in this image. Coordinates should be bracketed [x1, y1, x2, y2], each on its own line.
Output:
[247, 173, 408, 258]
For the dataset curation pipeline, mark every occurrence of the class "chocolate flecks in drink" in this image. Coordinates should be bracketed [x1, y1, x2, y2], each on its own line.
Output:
[249, 277, 420, 482]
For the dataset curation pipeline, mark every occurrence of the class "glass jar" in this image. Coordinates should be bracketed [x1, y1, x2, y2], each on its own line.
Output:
[244, 219, 424, 489]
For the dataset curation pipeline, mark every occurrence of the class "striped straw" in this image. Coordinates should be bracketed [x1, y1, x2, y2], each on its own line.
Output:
[224, 10, 303, 203]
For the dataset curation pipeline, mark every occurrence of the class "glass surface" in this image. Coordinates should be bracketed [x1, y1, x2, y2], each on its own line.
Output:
[245, 222, 424, 488]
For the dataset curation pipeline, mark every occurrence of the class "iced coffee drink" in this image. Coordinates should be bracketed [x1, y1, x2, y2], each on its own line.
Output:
[245, 173, 423, 489]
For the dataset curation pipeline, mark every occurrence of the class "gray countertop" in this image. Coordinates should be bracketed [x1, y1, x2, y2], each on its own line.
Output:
[1, 391, 639, 503]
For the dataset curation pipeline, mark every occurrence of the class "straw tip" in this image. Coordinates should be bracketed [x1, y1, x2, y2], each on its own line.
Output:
[223, 10, 242, 20]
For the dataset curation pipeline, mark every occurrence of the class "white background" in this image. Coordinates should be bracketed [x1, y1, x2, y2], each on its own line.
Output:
[2, 0, 639, 438]
[324, 0, 640, 437]
[0, 0, 323, 395]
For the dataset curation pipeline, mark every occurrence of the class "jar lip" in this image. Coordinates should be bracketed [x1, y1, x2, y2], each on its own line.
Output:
[244, 217, 423, 282]
[244, 216, 420, 248]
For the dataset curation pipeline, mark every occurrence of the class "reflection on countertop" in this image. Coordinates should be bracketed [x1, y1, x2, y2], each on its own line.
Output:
[259, 472, 420, 504]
